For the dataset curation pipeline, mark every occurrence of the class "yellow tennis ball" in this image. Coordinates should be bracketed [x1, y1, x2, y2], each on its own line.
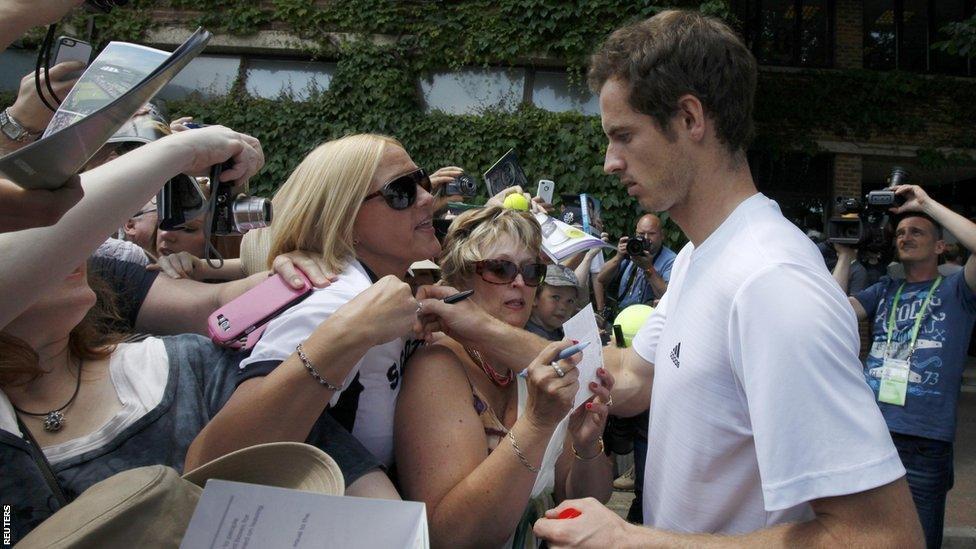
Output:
[503, 193, 530, 211]
[614, 304, 655, 347]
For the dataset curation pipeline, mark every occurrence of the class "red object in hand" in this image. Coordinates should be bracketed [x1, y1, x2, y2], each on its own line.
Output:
[557, 508, 582, 519]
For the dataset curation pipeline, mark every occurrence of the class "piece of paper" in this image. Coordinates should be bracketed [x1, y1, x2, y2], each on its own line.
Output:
[561, 303, 604, 408]
[180, 480, 429, 549]
[0, 28, 211, 190]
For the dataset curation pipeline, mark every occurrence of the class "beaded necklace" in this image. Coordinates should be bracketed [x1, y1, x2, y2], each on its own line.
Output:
[464, 347, 514, 387]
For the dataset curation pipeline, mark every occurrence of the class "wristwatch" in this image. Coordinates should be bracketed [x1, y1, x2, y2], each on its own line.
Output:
[0, 108, 41, 143]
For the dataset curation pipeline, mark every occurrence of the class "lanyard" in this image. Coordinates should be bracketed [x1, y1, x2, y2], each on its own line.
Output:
[885, 276, 942, 360]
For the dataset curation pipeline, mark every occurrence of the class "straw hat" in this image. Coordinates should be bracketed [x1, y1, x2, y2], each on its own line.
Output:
[18, 443, 344, 548]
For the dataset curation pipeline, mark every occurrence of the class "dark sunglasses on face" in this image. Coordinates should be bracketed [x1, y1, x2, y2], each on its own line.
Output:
[474, 259, 547, 287]
[361, 168, 432, 210]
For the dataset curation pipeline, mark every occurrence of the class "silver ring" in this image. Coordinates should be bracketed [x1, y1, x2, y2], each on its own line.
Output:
[551, 363, 566, 378]
[606, 394, 613, 407]
[416, 301, 424, 315]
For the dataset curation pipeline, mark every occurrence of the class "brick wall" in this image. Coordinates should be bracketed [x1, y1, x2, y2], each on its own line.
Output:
[832, 153, 862, 206]
[835, 0, 863, 70]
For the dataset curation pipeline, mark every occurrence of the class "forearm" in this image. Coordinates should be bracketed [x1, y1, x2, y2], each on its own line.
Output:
[471, 317, 548, 373]
[195, 258, 246, 281]
[564, 449, 613, 503]
[0, 13, 33, 52]
[595, 255, 622, 286]
[604, 347, 652, 418]
[832, 256, 853, 294]
[618, 514, 912, 548]
[645, 268, 667, 299]
[185, 321, 374, 469]
[427, 419, 557, 548]
[136, 272, 265, 335]
[593, 279, 606, 311]
[925, 200, 976, 254]
[0, 139, 186, 328]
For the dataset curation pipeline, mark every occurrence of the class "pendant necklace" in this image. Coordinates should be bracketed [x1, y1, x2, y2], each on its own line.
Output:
[13, 355, 82, 433]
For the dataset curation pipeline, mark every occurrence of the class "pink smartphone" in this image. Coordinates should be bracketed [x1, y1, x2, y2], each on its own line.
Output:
[208, 272, 312, 350]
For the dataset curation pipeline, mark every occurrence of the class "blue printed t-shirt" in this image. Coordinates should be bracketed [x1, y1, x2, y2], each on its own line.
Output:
[616, 246, 677, 308]
[854, 270, 976, 441]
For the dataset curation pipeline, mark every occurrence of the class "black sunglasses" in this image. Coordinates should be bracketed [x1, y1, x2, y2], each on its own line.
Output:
[362, 168, 432, 210]
[474, 259, 547, 287]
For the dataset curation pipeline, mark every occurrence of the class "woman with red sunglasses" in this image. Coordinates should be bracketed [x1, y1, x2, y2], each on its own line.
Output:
[185, 134, 440, 497]
[395, 207, 614, 547]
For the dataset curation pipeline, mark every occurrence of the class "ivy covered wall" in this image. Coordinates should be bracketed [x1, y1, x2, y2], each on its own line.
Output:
[44, 0, 976, 241]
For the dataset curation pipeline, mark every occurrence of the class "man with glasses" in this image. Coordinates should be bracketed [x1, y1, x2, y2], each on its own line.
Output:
[123, 197, 159, 251]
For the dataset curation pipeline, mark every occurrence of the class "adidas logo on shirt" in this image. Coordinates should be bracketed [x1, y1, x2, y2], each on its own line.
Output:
[670, 343, 681, 368]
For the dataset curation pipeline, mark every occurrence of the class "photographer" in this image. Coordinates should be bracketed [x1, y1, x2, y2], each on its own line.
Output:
[0, 124, 264, 329]
[832, 184, 976, 548]
[597, 213, 675, 314]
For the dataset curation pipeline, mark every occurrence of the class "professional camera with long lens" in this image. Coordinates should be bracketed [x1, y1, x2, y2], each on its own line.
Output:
[445, 172, 477, 197]
[826, 167, 908, 248]
[208, 160, 273, 236]
[626, 236, 651, 256]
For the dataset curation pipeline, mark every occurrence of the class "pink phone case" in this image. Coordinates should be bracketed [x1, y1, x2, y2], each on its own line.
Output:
[208, 272, 312, 350]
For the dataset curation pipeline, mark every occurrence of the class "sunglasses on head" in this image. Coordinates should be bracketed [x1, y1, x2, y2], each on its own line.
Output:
[474, 259, 547, 287]
[361, 168, 431, 210]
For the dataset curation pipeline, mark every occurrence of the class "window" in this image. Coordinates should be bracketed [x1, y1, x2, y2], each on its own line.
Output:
[0, 50, 40, 92]
[732, 0, 834, 67]
[864, 0, 975, 75]
[421, 68, 526, 115]
[158, 55, 241, 100]
[748, 151, 833, 232]
[531, 70, 599, 115]
[245, 59, 335, 100]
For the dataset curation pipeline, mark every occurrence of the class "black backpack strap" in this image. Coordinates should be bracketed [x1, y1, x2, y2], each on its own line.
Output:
[17, 416, 69, 506]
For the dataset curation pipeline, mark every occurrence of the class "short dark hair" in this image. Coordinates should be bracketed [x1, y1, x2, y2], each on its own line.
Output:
[587, 10, 757, 156]
[896, 212, 944, 240]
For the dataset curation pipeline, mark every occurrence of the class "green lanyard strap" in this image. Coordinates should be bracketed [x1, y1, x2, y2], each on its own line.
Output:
[885, 275, 942, 360]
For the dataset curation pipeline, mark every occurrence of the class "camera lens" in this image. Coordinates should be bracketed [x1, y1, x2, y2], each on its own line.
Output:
[230, 197, 272, 233]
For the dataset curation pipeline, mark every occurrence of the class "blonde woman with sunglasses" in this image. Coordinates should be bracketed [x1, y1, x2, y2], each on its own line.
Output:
[395, 207, 614, 548]
[185, 134, 440, 498]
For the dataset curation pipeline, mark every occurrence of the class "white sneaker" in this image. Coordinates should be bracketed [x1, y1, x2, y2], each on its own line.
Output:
[613, 466, 635, 491]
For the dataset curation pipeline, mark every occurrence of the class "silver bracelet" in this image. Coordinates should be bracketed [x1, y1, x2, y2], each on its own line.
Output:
[295, 343, 342, 392]
[508, 429, 540, 473]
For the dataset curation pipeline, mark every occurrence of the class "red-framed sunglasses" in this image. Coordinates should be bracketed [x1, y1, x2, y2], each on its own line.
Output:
[474, 259, 547, 287]
[361, 168, 432, 210]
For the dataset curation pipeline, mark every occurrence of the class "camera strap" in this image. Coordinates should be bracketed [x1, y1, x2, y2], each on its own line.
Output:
[202, 162, 227, 270]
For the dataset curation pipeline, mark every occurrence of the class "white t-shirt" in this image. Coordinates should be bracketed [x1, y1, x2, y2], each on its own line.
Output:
[632, 193, 904, 534]
[239, 260, 408, 466]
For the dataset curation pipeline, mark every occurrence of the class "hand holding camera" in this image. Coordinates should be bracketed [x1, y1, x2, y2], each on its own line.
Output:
[162, 125, 264, 187]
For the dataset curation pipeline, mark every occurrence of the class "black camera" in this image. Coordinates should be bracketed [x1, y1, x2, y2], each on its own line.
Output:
[209, 160, 273, 236]
[626, 236, 651, 256]
[826, 167, 908, 248]
[445, 172, 477, 198]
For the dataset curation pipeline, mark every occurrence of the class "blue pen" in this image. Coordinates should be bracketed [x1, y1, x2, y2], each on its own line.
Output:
[518, 341, 591, 377]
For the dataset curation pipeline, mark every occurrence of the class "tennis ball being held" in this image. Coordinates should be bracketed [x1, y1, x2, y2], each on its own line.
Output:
[503, 193, 530, 211]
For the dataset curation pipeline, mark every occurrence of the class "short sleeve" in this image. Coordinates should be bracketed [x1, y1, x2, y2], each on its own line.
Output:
[730, 265, 904, 510]
[853, 278, 888, 317]
[947, 270, 976, 314]
[88, 256, 159, 332]
[657, 252, 676, 283]
[631, 288, 668, 364]
[162, 334, 245, 416]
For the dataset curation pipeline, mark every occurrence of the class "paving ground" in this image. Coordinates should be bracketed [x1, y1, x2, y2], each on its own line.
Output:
[606, 360, 976, 547]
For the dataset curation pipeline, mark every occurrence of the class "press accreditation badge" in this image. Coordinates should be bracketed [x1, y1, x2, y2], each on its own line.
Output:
[878, 358, 910, 406]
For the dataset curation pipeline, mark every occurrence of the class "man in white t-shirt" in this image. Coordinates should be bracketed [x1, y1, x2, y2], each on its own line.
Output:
[415, 9, 921, 547]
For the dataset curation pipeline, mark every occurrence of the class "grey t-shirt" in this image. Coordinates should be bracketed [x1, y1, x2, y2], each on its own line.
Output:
[0, 335, 378, 544]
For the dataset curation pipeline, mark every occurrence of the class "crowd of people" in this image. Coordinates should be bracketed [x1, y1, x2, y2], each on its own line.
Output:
[2, 2, 974, 548]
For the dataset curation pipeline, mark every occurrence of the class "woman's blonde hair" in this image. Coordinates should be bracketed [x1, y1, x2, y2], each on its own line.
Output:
[439, 206, 542, 289]
[267, 134, 402, 274]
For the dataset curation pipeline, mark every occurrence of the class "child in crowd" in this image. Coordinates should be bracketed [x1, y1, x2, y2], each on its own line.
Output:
[524, 264, 583, 341]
